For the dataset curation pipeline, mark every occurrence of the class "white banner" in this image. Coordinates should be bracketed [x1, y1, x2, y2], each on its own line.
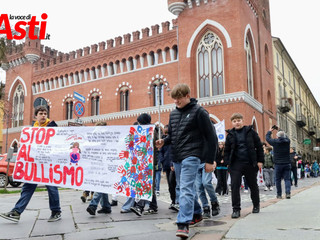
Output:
[13, 125, 154, 200]
[214, 120, 225, 142]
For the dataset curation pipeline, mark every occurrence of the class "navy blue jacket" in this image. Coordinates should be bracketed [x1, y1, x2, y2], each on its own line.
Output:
[266, 131, 290, 165]
[158, 136, 173, 171]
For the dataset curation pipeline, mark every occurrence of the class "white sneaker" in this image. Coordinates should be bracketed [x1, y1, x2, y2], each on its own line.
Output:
[244, 190, 249, 193]
[264, 187, 268, 191]
[270, 187, 273, 191]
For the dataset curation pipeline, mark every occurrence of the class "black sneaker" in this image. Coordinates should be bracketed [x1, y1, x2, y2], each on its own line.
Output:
[97, 208, 111, 214]
[171, 204, 179, 212]
[189, 213, 203, 227]
[252, 206, 260, 213]
[276, 195, 282, 199]
[211, 201, 220, 216]
[176, 224, 189, 238]
[86, 206, 96, 215]
[286, 193, 291, 199]
[143, 208, 158, 215]
[110, 200, 118, 206]
[48, 212, 61, 222]
[0, 210, 20, 222]
[231, 210, 240, 218]
[130, 206, 143, 216]
[203, 206, 211, 219]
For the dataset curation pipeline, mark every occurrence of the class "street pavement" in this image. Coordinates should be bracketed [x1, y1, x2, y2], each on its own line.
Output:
[0, 176, 320, 240]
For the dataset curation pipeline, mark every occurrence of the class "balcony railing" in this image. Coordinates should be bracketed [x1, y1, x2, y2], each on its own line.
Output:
[278, 98, 292, 113]
[296, 114, 306, 127]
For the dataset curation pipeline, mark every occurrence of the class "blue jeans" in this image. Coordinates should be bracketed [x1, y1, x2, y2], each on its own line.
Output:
[121, 197, 135, 211]
[89, 192, 111, 211]
[13, 183, 61, 214]
[195, 163, 218, 207]
[173, 162, 181, 204]
[155, 170, 162, 192]
[174, 157, 202, 224]
[275, 164, 291, 196]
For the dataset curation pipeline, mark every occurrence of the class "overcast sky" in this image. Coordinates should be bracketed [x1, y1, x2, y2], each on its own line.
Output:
[1, 0, 319, 105]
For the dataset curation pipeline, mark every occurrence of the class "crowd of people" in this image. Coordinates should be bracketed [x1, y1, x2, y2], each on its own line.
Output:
[0, 83, 319, 239]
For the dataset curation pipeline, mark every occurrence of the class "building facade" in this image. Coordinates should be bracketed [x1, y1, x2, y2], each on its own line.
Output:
[1, 0, 276, 152]
[273, 37, 320, 161]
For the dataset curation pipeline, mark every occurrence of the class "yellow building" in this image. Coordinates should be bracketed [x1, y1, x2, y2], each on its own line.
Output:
[273, 37, 320, 161]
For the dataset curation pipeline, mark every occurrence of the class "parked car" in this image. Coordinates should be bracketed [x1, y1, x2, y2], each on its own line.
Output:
[0, 153, 22, 188]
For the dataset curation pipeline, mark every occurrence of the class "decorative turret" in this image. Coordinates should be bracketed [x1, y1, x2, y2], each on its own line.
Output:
[168, 0, 187, 15]
[24, 27, 41, 63]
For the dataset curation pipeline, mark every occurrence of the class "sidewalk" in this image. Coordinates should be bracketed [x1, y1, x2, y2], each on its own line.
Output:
[0, 177, 319, 240]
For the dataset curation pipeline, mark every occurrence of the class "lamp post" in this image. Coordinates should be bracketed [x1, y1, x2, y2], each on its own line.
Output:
[148, 78, 170, 139]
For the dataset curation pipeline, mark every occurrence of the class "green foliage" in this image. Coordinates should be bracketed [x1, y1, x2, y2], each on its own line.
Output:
[0, 38, 7, 65]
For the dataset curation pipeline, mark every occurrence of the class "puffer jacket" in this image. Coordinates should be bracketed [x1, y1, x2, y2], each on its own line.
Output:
[164, 98, 217, 163]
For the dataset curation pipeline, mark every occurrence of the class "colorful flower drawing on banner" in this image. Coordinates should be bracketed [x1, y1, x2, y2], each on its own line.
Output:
[114, 125, 154, 200]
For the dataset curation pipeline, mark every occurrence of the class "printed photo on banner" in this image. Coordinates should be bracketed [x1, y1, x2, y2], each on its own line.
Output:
[214, 120, 225, 142]
[13, 125, 155, 200]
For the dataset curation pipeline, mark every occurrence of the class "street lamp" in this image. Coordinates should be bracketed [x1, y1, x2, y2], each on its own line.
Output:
[148, 78, 171, 139]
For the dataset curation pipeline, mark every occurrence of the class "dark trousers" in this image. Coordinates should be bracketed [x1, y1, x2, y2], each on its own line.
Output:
[216, 169, 228, 195]
[291, 166, 298, 186]
[275, 164, 291, 196]
[164, 169, 176, 204]
[230, 162, 259, 211]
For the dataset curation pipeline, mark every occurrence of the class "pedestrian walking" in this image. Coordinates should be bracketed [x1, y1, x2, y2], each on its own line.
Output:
[224, 113, 264, 219]
[266, 126, 291, 199]
[215, 142, 228, 196]
[263, 146, 274, 191]
[156, 83, 218, 238]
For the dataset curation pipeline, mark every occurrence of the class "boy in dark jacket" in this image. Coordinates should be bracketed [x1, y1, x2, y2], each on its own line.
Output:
[0, 106, 61, 222]
[156, 84, 217, 238]
[224, 113, 264, 219]
[158, 125, 178, 211]
[266, 127, 291, 199]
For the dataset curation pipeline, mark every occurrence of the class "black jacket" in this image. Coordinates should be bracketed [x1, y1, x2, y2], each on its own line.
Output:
[164, 98, 217, 163]
[266, 131, 290, 165]
[290, 152, 298, 168]
[158, 135, 173, 171]
[224, 125, 264, 166]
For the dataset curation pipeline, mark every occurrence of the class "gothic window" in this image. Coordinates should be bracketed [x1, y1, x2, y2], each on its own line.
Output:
[12, 84, 24, 127]
[65, 98, 73, 120]
[197, 31, 224, 98]
[90, 93, 100, 116]
[246, 37, 254, 97]
[153, 83, 164, 106]
[120, 87, 129, 111]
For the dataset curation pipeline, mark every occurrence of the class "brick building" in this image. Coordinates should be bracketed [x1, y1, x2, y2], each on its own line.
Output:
[1, 0, 276, 152]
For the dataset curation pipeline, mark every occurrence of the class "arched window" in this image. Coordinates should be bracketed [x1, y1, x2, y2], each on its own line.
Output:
[65, 98, 73, 120]
[90, 93, 100, 116]
[246, 37, 254, 97]
[12, 84, 24, 127]
[11, 140, 18, 153]
[120, 87, 129, 111]
[197, 31, 224, 98]
[153, 82, 164, 106]
[34, 97, 49, 117]
[265, 44, 270, 71]
[267, 90, 272, 112]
